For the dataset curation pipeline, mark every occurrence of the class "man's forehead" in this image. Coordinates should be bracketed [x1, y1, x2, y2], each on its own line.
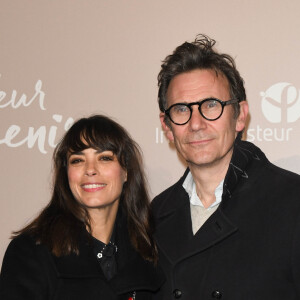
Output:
[166, 69, 230, 103]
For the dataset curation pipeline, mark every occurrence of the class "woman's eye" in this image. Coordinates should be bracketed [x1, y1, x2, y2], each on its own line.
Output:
[100, 155, 113, 161]
[69, 158, 83, 164]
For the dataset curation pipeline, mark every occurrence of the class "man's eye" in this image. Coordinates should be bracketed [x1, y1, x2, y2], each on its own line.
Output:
[206, 100, 218, 109]
[173, 105, 189, 113]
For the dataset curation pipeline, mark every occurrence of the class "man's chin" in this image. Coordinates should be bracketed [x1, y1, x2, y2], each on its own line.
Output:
[186, 155, 214, 168]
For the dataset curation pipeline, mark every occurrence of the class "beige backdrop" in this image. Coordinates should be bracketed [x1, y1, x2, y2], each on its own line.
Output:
[1, 0, 300, 265]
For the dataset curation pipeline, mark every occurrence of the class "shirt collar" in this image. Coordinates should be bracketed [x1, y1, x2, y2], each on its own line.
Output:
[182, 171, 224, 208]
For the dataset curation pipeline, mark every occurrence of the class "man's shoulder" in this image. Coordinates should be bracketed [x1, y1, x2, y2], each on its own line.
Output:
[238, 140, 300, 183]
[151, 169, 189, 216]
[264, 160, 300, 188]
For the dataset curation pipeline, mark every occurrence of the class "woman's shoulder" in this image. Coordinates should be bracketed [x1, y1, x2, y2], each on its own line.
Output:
[3, 233, 51, 267]
[0, 235, 57, 299]
[7, 233, 38, 252]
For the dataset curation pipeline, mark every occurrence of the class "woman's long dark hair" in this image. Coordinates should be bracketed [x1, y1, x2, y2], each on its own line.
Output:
[14, 115, 157, 262]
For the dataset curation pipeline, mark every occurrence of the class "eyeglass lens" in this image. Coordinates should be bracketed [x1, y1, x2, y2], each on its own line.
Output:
[169, 99, 223, 124]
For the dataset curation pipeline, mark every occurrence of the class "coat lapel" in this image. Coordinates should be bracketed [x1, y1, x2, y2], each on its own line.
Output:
[154, 187, 193, 263]
[154, 170, 238, 264]
[181, 209, 238, 262]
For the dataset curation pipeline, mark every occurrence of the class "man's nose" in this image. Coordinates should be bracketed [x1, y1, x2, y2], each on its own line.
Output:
[188, 107, 207, 131]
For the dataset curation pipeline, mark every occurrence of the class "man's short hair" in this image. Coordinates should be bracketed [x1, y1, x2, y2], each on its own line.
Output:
[158, 34, 246, 119]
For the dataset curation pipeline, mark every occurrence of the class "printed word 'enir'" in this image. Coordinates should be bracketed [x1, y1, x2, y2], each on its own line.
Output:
[0, 114, 74, 154]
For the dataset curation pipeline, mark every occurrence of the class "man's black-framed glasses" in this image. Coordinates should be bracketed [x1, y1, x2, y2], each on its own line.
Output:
[164, 98, 240, 125]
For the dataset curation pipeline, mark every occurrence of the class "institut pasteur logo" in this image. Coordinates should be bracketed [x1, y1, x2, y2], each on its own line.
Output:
[261, 82, 300, 124]
[247, 82, 300, 142]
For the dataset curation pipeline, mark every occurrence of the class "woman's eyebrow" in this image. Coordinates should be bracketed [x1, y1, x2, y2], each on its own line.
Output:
[69, 151, 84, 156]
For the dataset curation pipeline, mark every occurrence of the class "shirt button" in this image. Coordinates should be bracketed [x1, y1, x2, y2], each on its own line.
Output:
[212, 290, 222, 298]
[173, 289, 182, 298]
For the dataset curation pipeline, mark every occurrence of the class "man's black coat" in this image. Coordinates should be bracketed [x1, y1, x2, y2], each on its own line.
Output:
[152, 139, 300, 299]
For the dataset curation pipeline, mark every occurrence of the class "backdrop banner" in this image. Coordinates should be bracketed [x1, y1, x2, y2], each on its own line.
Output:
[1, 0, 300, 265]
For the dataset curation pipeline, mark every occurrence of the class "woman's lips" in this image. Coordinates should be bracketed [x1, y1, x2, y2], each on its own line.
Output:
[81, 183, 106, 192]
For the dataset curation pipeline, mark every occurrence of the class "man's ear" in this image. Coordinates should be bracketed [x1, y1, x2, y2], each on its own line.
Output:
[160, 112, 174, 142]
[236, 101, 249, 133]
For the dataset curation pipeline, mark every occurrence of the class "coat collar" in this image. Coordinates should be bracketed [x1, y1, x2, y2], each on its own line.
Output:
[222, 139, 264, 205]
[53, 212, 164, 294]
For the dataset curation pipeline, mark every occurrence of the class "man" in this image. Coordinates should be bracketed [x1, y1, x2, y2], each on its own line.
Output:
[152, 34, 300, 299]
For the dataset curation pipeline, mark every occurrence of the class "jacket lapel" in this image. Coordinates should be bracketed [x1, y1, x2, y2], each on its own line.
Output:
[154, 187, 193, 263]
[154, 169, 239, 264]
[181, 208, 238, 262]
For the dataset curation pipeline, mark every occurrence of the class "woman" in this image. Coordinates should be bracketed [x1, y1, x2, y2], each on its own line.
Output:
[0, 115, 164, 299]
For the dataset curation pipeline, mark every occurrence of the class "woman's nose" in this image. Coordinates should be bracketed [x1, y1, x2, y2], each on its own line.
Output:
[85, 162, 98, 176]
